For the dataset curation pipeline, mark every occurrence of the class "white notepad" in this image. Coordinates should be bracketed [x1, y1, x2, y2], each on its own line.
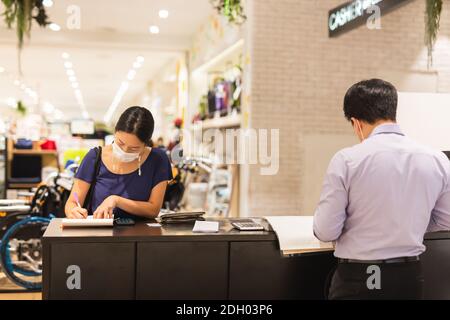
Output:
[264, 216, 334, 256]
[61, 216, 114, 228]
[192, 221, 219, 233]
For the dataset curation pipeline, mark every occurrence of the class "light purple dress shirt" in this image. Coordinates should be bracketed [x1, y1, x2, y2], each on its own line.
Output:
[313, 123, 450, 260]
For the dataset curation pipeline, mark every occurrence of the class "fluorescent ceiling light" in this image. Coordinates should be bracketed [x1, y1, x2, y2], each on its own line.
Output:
[43, 0, 53, 8]
[43, 102, 55, 113]
[149, 25, 160, 34]
[159, 10, 169, 19]
[6, 97, 16, 107]
[82, 111, 90, 119]
[127, 70, 136, 80]
[49, 23, 61, 32]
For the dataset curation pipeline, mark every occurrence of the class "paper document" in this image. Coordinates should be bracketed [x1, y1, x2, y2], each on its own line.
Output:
[264, 216, 334, 256]
[61, 216, 114, 228]
[192, 221, 219, 233]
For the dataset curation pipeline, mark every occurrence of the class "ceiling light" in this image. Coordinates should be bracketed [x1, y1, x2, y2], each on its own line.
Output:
[20, 84, 26, 90]
[13, 80, 20, 86]
[43, 102, 55, 113]
[62, 52, 70, 59]
[149, 25, 160, 34]
[64, 61, 73, 69]
[49, 23, 61, 32]
[82, 111, 90, 119]
[159, 10, 169, 19]
[6, 97, 16, 107]
[69, 76, 77, 82]
[43, 0, 53, 8]
[71, 82, 79, 89]
[133, 62, 142, 69]
[54, 109, 64, 120]
[0, 66, 4, 73]
[127, 70, 136, 80]
[66, 69, 75, 76]
[136, 56, 145, 63]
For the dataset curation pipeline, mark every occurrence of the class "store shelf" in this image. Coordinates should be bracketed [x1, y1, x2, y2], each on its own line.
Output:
[8, 183, 39, 189]
[192, 114, 242, 130]
[12, 149, 57, 156]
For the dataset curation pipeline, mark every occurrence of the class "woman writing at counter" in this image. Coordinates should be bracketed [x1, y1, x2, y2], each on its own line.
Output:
[65, 106, 173, 219]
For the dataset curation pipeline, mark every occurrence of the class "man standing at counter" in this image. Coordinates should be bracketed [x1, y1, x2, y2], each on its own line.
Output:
[313, 79, 450, 300]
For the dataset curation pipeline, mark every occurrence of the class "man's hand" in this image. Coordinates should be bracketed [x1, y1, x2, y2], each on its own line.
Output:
[67, 206, 88, 219]
[93, 195, 118, 219]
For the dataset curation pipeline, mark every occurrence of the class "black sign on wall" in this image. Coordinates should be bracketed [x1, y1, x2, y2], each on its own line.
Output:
[328, 0, 412, 37]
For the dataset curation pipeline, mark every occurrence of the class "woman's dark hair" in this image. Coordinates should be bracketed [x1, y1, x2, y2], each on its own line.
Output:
[343, 79, 398, 124]
[115, 106, 155, 145]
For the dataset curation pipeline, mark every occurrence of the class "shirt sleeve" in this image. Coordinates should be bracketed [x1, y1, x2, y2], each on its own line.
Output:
[151, 150, 173, 189]
[74, 148, 97, 184]
[313, 151, 349, 242]
[427, 161, 450, 232]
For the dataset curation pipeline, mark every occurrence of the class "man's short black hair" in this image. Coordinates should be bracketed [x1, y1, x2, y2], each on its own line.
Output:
[343, 79, 398, 124]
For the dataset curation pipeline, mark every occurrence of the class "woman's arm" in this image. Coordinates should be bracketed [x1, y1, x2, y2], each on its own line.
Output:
[93, 181, 168, 219]
[65, 178, 91, 219]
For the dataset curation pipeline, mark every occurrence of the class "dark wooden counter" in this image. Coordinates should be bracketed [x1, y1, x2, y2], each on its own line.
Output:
[42, 218, 450, 300]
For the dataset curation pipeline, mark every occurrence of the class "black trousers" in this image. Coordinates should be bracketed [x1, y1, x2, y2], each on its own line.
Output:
[328, 261, 424, 300]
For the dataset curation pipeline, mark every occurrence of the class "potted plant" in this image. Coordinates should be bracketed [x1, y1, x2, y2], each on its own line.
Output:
[1, 0, 51, 73]
[425, 0, 443, 67]
[210, 0, 247, 25]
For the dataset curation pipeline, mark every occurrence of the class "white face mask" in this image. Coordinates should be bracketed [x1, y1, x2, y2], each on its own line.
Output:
[112, 142, 140, 163]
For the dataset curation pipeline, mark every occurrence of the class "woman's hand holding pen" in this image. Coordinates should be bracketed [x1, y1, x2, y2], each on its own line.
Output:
[67, 192, 88, 219]
[93, 195, 118, 219]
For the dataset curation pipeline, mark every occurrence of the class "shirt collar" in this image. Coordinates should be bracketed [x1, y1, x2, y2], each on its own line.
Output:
[369, 123, 404, 138]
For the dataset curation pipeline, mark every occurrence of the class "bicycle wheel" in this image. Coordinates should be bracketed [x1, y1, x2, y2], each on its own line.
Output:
[0, 216, 51, 290]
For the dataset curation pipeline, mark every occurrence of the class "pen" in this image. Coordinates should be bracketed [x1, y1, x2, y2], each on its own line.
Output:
[73, 192, 81, 208]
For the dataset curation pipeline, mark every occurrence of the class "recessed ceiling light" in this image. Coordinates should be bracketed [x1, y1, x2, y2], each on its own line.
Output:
[127, 70, 137, 80]
[69, 76, 77, 82]
[133, 62, 143, 69]
[71, 82, 79, 89]
[6, 97, 16, 107]
[66, 69, 75, 76]
[62, 52, 70, 59]
[149, 25, 160, 34]
[136, 56, 145, 63]
[43, 0, 53, 8]
[0, 66, 4, 73]
[49, 23, 61, 32]
[64, 61, 73, 69]
[159, 10, 169, 19]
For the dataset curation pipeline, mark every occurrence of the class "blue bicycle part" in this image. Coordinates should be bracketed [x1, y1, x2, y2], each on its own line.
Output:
[0, 216, 51, 290]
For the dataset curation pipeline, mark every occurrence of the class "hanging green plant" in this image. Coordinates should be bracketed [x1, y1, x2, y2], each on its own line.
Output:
[425, 0, 443, 67]
[16, 100, 27, 116]
[211, 0, 247, 25]
[1, 0, 51, 74]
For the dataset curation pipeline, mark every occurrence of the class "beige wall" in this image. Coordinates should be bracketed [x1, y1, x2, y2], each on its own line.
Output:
[243, 0, 450, 217]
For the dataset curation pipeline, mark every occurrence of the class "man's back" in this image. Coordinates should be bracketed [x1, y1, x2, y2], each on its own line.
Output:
[314, 124, 450, 260]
